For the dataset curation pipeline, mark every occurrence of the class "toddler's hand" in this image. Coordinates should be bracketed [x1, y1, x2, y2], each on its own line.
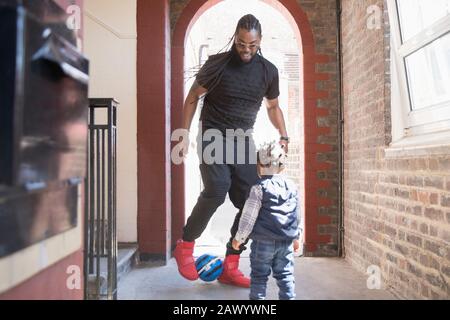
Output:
[293, 239, 300, 253]
[232, 239, 241, 251]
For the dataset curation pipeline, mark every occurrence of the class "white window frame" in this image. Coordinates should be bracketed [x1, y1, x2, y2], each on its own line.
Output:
[386, 0, 450, 153]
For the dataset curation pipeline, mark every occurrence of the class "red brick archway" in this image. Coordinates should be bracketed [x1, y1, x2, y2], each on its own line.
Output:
[170, 0, 333, 256]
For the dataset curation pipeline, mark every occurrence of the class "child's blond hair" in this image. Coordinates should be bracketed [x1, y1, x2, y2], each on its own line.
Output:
[257, 141, 287, 174]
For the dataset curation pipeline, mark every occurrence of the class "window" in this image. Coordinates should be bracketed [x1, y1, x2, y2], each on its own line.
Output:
[387, 0, 450, 148]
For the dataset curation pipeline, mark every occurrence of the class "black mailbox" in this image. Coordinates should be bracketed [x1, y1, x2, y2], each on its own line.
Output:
[0, 0, 89, 187]
[0, 0, 89, 257]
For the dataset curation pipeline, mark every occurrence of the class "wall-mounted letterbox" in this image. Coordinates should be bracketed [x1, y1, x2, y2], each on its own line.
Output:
[0, 0, 89, 258]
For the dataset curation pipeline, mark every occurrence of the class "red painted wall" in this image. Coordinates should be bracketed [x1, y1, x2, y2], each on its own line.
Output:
[137, 0, 172, 260]
[0, 250, 84, 300]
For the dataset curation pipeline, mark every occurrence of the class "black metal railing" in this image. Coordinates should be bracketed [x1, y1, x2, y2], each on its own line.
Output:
[84, 98, 118, 300]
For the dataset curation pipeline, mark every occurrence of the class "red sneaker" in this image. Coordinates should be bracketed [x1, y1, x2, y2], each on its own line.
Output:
[173, 239, 198, 281]
[218, 254, 250, 288]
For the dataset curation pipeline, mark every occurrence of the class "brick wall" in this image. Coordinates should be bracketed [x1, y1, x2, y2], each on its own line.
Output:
[284, 53, 303, 205]
[342, 0, 450, 299]
[296, 0, 339, 256]
[137, 0, 172, 260]
[170, 0, 340, 257]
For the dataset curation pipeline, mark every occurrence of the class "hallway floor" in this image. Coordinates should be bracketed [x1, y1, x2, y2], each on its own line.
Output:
[117, 244, 398, 300]
[118, 199, 398, 300]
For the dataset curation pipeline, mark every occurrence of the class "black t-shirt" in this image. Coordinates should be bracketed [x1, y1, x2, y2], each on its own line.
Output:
[196, 49, 280, 132]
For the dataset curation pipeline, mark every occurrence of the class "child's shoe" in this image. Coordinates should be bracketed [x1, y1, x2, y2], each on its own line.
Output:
[218, 254, 250, 288]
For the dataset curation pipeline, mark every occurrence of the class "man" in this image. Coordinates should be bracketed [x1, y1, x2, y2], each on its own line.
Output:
[174, 14, 290, 288]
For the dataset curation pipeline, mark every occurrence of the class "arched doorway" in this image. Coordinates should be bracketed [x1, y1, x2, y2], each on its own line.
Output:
[182, 0, 304, 256]
[171, 0, 332, 256]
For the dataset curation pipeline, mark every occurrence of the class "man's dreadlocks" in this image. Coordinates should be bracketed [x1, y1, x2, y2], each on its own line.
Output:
[193, 14, 270, 95]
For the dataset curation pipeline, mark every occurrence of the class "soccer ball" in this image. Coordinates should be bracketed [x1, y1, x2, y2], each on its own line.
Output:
[195, 254, 224, 282]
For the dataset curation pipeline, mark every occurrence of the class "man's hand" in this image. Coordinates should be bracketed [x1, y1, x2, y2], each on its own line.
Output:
[279, 139, 289, 154]
[232, 239, 241, 251]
